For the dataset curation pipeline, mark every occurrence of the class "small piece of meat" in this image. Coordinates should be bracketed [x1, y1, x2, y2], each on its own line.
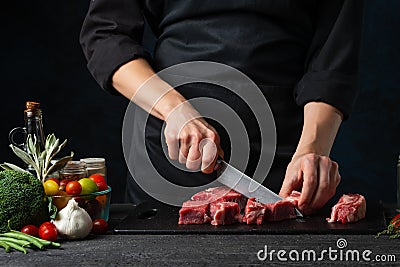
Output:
[264, 200, 297, 222]
[178, 200, 211, 225]
[242, 198, 266, 225]
[326, 194, 366, 224]
[242, 193, 298, 224]
[191, 186, 248, 210]
[210, 202, 242, 225]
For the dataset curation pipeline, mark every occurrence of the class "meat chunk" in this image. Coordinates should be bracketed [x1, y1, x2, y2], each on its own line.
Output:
[210, 202, 242, 225]
[178, 200, 211, 225]
[264, 200, 297, 222]
[242, 198, 266, 225]
[191, 186, 248, 210]
[242, 191, 299, 224]
[326, 194, 366, 224]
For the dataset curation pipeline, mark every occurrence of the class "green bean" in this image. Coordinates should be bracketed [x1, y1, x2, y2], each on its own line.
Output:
[2, 240, 27, 254]
[0, 237, 30, 247]
[0, 241, 11, 252]
[9, 230, 61, 248]
[0, 232, 44, 250]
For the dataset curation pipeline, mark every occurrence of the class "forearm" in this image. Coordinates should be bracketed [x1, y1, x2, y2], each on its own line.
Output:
[112, 58, 188, 121]
[293, 102, 343, 158]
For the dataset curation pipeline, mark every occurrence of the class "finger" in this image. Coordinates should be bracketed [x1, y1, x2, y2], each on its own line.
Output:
[309, 157, 332, 212]
[186, 143, 201, 170]
[201, 141, 218, 176]
[164, 131, 179, 160]
[331, 161, 341, 188]
[279, 168, 302, 198]
[178, 141, 190, 164]
[298, 155, 319, 213]
[199, 138, 218, 174]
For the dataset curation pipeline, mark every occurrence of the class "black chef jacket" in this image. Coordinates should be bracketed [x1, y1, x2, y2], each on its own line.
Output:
[80, 0, 364, 204]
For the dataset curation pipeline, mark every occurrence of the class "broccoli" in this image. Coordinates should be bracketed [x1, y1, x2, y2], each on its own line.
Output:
[0, 170, 49, 233]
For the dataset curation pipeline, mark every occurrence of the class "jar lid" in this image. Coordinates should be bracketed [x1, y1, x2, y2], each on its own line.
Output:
[80, 158, 105, 164]
[63, 160, 87, 170]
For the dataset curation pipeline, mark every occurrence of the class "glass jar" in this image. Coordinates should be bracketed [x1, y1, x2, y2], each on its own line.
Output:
[80, 158, 107, 182]
[59, 160, 88, 181]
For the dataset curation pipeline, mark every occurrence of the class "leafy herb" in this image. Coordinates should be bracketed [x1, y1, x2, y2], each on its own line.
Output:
[2, 133, 73, 183]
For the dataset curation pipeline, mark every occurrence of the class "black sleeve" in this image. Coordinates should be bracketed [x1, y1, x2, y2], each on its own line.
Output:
[79, 0, 151, 95]
[294, 0, 365, 119]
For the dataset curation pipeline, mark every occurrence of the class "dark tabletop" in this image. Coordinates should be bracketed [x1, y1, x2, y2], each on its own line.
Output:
[1, 204, 399, 266]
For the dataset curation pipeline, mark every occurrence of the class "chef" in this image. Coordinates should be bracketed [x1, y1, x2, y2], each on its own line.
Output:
[80, 0, 364, 215]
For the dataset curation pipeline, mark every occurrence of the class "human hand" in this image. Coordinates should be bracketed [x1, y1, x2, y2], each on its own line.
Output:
[279, 153, 341, 215]
[164, 102, 224, 174]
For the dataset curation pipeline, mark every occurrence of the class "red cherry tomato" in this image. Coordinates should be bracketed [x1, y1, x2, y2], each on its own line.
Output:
[66, 181, 82, 195]
[96, 181, 108, 192]
[89, 173, 105, 182]
[38, 222, 58, 241]
[91, 218, 108, 234]
[46, 177, 60, 185]
[21, 225, 39, 237]
[89, 174, 108, 191]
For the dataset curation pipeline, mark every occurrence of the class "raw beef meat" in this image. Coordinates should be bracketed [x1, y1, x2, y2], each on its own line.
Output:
[242, 198, 266, 225]
[264, 200, 297, 222]
[210, 202, 242, 225]
[326, 194, 366, 224]
[178, 200, 211, 225]
[191, 186, 248, 210]
[242, 191, 299, 225]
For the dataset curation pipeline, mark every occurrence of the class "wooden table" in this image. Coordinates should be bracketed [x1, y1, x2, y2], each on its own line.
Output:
[1, 204, 399, 266]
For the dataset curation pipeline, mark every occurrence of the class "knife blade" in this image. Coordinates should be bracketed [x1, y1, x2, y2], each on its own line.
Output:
[216, 159, 303, 217]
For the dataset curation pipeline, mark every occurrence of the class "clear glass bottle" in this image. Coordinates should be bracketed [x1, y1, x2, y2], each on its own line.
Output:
[80, 158, 107, 182]
[9, 101, 46, 173]
[59, 160, 88, 181]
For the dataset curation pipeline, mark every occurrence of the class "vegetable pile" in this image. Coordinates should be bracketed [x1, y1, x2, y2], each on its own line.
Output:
[0, 132, 109, 254]
[376, 214, 400, 239]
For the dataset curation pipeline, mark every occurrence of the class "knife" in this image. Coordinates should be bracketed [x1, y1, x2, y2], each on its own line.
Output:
[216, 159, 303, 217]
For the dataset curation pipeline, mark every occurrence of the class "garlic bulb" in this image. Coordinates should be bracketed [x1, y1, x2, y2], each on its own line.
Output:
[53, 198, 93, 239]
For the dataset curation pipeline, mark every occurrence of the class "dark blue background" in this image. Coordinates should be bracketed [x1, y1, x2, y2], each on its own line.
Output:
[1, 0, 399, 204]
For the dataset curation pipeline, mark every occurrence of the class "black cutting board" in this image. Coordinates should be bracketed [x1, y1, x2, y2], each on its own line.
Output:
[113, 200, 387, 235]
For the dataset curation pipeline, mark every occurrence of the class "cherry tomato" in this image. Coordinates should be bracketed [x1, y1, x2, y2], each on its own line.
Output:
[89, 173, 105, 183]
[59, 178, 72, 191]
[390, 214, 400, 227]
[43, 180, 60, 196]
[38, 222, 58, 241]
[66, 181, 82, 195]
[46, 177, 60, 185]
[21, 225, 39, 237]
[89, 174, 108, 191]
[92, 218, 108, 234]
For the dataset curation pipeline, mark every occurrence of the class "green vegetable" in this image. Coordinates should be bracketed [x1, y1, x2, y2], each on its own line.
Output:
[0, 230, 61, 253]
[0, 241, 11, 252]
[2, 133, 73, 183]
[0, 232, 44, 250]
[0, 236, 30, 247]
[0, 170, 49, 233]
[0, 239, 27, 254]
